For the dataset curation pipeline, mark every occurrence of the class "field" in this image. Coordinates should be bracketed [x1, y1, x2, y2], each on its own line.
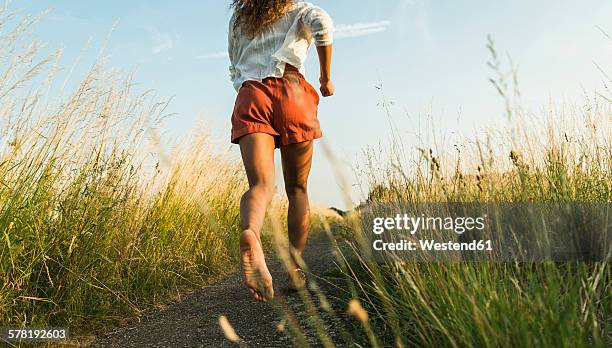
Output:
[0, 8, 249, 330]
[329, 98, 611, 346]
[1, 6, 610, 347]
[323, 41, 611, 347]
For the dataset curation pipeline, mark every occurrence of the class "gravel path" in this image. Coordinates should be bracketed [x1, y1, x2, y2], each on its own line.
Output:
[90, 233, 348, 347]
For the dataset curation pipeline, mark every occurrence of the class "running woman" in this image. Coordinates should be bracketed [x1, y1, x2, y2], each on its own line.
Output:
[228, 0, 334, 302]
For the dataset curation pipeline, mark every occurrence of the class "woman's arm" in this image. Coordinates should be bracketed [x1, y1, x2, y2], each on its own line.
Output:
[302, 5, 335, 97]
[228, 13, 238, 81]
[316, 45, 334, 97]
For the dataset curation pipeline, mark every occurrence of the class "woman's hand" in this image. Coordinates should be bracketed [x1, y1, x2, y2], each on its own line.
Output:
[316, 45, 334, 97]
[320, 78, 335, 97]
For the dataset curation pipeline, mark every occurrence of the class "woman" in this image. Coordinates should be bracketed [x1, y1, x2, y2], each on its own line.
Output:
[228, 0, 334, 302]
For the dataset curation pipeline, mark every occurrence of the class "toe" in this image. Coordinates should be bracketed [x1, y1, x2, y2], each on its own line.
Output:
[255, 291, 264, 302]
[249, 288, 261, 301]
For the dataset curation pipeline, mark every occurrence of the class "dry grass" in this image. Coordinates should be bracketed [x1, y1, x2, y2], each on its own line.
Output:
[311, 44, 611, 347]
[0, 6, 246, 332]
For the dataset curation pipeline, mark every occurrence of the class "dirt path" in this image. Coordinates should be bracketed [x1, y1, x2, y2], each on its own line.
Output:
[90, 233, 348, 347]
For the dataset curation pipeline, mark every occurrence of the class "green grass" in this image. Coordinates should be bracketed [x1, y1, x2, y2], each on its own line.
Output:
[0, 8, 247, 333]
[327, 60, 611, 347]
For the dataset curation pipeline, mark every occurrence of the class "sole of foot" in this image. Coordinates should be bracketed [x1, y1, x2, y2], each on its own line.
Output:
[240, 229, 274, 302]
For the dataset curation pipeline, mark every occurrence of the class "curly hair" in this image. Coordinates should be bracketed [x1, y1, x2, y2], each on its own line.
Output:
[231, 0, 295, 37]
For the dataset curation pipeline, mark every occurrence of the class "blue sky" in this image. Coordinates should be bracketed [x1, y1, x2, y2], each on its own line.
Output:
[15, 0, 612, 209]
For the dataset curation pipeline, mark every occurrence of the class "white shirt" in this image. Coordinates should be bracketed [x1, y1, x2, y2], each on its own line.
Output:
[228, 1, 334, 92]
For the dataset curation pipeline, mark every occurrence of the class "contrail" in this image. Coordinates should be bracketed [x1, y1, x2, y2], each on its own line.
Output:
[334, 20, 391, 39]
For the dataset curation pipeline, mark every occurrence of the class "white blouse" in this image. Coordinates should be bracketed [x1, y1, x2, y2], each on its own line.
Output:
[228, 1, 334, 92]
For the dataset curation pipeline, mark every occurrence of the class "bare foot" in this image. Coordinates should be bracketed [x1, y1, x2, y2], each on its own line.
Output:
[287, 268, 306, 291]
[240, 230, 274, 302]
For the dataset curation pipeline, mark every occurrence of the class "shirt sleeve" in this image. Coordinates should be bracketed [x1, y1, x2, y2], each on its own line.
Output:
[301, 4, 334, 47]
[228, 13, 238, 80]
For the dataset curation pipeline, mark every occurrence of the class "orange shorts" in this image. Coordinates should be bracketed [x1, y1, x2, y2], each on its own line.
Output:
[231, 64, 322, 148]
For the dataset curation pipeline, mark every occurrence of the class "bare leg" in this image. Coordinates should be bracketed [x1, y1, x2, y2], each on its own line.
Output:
[280, 141, 314, 290]
[238, 133, 276, 302]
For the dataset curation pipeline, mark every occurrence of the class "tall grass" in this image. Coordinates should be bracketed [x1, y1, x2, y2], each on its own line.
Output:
[324, 51, 611, 346]
[0, 7, 245, 331]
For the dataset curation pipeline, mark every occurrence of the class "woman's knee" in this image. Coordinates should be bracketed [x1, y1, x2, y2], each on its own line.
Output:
[285, 183, 307, 199]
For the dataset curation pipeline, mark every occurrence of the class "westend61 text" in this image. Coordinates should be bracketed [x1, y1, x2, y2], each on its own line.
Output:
[373, 239, 493, 252]
[372, 214, 487, 235]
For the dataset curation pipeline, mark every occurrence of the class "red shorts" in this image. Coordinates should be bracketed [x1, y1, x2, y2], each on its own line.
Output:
[231, 64, 322, 148]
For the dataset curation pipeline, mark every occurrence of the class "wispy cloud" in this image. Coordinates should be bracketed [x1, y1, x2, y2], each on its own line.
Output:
[196, 51, 229, 60]
[334, 20, 391, 40]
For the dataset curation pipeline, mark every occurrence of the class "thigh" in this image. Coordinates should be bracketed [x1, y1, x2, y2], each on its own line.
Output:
[239, 133, 276, 187]
[280, 141, 314, 190]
